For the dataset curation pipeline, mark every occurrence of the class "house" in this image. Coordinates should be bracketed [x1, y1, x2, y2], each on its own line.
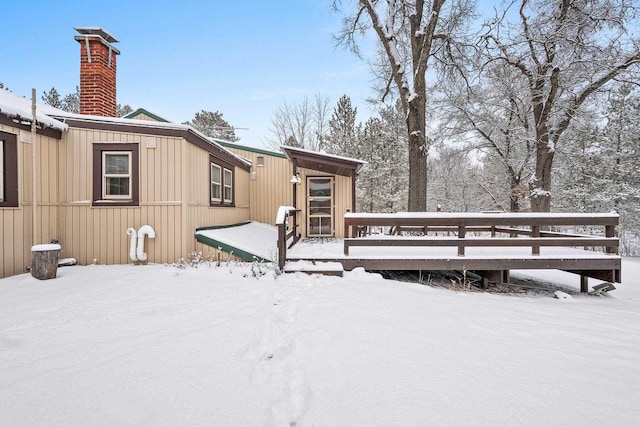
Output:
[0, 27, 365, 278]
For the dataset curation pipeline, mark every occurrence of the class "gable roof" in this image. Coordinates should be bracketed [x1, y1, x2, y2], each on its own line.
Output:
[123, 108, 171, 123]
[281, 145, 367, 176]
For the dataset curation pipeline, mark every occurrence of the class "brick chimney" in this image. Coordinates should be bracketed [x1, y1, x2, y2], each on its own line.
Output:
[74, 27, 120, 117]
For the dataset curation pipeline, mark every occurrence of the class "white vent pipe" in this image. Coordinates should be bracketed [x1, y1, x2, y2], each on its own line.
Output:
[136, 225, 155, 262]
[126, 228, 138, 262]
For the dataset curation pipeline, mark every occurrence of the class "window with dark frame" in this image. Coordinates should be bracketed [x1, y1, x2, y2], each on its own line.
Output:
[0, 131, 18, 208]
[102, 152, 132, 199]
[210, 157, 234, 207]
[0, 139, 4, 202]
[92, 143, 139, 207]
[211, 163, 222, 202]
[223, 168, 233, 203]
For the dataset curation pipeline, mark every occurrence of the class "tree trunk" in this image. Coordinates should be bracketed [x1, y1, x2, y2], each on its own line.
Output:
[530, 139, 555, 212]
[509, 177, 521, 212]
[406, 94, 428, 212]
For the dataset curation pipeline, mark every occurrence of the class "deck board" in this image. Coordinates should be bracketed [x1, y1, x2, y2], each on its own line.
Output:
[287, 238, 621, 281]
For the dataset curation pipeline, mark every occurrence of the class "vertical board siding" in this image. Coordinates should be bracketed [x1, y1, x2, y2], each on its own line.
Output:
[182, 143, 250, 259]
[0, 124, 60, 277]
[226, 149, 292, 225]
[2, 124, 298, 277]
[57, 128, 187, 267]
[224, 147, 355, 238]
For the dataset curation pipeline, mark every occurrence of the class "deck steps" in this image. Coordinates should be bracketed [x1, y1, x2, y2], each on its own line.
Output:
[284, 261, 344, 277]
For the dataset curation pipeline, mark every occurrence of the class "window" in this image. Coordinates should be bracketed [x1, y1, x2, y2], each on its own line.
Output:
[0, 139, 3, 201]
[211, 163, 221, 202]
[92, 143, 139, 206]
[102, 152, 132, 199]
[0, 131, 18, 208]
[257, 156, 265, 167]
[210, 157, 234, 206]
[224, 168, 233, 203]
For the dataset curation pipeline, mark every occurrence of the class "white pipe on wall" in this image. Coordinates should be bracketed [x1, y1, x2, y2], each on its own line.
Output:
[136, 225, 155, 262]
[126, 228, 138, 262]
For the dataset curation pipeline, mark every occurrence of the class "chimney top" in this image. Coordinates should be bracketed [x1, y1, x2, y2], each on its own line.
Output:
[75, 26, 120, 117]
[74, 26, 119, 44]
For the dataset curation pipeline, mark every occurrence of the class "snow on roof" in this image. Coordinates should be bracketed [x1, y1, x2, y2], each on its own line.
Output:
[0, 90, 68, 131]
[280, 145, 367, 169]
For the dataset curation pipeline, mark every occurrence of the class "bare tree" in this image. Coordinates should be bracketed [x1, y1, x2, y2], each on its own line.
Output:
[441, 65, 536, 211]
[267, 94, 331, 151]
[334, 0, 473, 211]
[481, 0, 640, 212]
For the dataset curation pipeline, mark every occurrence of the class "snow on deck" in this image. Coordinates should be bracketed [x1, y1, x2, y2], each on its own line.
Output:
[195, 221, 278, 261]
[288, 238, 621, 260]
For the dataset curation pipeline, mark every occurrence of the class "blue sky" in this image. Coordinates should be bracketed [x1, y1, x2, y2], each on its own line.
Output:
[1, 0, 375, 148]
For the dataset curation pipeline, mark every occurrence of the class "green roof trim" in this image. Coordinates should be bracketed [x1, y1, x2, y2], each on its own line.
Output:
[215, 140, 287, 159]
[195, 222, 272, 263]
[124, 108, 171, 123]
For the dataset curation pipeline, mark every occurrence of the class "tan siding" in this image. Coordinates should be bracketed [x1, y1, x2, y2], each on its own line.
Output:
[127, 112, 160, 122]
[225, 147, 355, 238]
[181, 143, 250, 260]
[226, 149, 292, 225]
[1, 123, 259, 277]
[0, 124, 60, 277]
[57, 128, 189, 266]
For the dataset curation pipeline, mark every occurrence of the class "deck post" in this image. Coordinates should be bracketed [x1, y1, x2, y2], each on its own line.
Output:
[458, 225, 466, 256]
[580, 275, 589, 293]
[531, 225, 540, 255]
[502, 270, 510, 284]
[277, 223, 286, 271]
[605, 225, 616, 254]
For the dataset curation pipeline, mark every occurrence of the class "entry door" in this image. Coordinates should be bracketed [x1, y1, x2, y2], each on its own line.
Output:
[307, 177, 334, 237]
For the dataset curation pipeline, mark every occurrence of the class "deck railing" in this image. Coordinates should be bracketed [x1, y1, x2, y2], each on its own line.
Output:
[276, 206, 300, 270]
[344, 212, 619, 257]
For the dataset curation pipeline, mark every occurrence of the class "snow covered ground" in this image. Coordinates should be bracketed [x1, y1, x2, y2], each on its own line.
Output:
[1, 259, 639, 426]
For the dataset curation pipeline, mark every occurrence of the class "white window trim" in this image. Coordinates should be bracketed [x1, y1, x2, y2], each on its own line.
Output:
[0, 139, 4, 201]
[223, 168, 233, 203]
[211, 163, 222, 202]
[102, 151, 132, 199]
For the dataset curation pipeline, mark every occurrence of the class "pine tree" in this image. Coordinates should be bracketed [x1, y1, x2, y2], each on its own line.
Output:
[61, 86, 80, 113]
[41, 87, 62, 108]
[354, 102, 408, 213]
[41, 86, 80, 113]
[184, 110, 239, 141]
[325, 95, 358, 157]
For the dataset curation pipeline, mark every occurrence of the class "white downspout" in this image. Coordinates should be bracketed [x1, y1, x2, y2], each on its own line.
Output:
[126, 228, 138, 262]
[136, 225, 156, 262]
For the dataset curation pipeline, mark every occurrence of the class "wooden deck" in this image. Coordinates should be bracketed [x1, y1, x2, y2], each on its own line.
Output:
[277, 211, 622, 292]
